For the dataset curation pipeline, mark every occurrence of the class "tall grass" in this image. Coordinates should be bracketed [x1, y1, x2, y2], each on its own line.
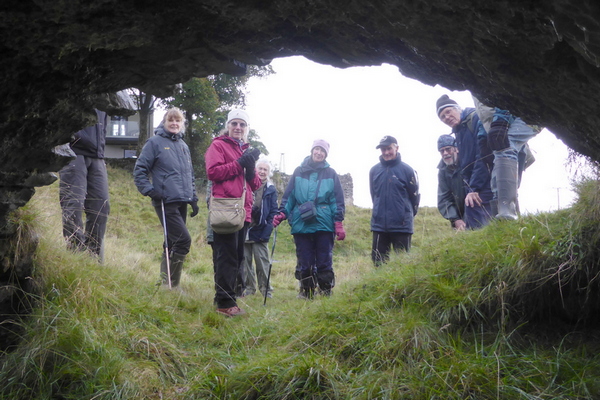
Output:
[1, 165, 600, 399]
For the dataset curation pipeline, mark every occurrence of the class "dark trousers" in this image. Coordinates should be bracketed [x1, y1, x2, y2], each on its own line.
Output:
[59, 155, 110, 260]
[153, 202, 191, 256]
[294, 231, 335, 290]
[212, 223, 248, 309]
[371, 231, 411, 266]
[464, 189, 494, 229]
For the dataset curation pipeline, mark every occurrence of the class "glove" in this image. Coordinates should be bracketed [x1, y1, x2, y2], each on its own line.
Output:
[272, 212, 286, 227]
[487, 118, 510, 151]
[190, 201, 199, 217]
[245, 166, 256, 181]
[237, 148, 261, 169]
[334, 221, 346, 241]
[147, 189, 162, 202]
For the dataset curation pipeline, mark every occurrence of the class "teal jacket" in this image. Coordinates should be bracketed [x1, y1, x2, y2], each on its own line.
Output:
[280, 156, 345, 235]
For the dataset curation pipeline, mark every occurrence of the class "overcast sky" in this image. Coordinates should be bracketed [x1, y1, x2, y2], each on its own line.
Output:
[243, 56, 580, 214]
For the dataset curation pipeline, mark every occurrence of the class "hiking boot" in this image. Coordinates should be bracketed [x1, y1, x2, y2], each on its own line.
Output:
[216, 306, 246, 317]
[297, 287, 314, 300]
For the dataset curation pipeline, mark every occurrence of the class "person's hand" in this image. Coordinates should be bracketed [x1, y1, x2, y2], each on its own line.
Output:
[190, 201, 199, 217]
[453, 219, 467, 231]
[272, 212, 286, 227]
[488, 118, 510, 151]
[334, 221, 346, 241]
[465, 192, 482, 207]
[147, 189, 162, 202]
[237, 148, 261, 169]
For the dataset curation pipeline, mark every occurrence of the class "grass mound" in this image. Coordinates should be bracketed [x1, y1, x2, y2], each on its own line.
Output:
[1, 165, 600, 399]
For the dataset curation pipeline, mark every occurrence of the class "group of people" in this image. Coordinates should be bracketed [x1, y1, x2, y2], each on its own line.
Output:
[435, 94, 537, 230]
[57, 94, 536, 318]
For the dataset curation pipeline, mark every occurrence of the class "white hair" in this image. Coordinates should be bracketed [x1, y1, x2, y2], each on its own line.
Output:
[256, 157, 274, 182]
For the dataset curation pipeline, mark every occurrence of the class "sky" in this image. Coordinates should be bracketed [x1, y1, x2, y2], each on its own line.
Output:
[243, 56, 581, 214]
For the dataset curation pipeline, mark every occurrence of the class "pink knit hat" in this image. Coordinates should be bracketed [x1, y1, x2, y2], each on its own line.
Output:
[311, 139, 330, 156]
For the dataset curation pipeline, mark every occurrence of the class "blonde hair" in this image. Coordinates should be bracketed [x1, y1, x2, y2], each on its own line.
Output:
[162, 107, 185, 126]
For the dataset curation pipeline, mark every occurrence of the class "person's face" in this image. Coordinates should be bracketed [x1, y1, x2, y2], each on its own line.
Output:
[257, 163, 269, 181]
[439, 106, 461, 128]
[380, 144, 398, 161]
[439, 146, 459, 166]
[165, 115, 183, 134]
[311, 146, 327, 163]
[228, 119, 247, 140]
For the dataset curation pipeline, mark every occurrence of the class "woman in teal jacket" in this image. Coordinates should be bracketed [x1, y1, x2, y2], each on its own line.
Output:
[273, 139, 346, 299]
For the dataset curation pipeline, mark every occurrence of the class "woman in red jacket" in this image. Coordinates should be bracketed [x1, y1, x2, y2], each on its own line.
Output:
[205, 109, 261, 317]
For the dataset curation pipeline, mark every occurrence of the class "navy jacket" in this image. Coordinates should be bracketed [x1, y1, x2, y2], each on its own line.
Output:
[133, 125, 197, 205]
[453, 108, 491, 193]
[247, 182, 278, 242]
[369, 153, 419, 234]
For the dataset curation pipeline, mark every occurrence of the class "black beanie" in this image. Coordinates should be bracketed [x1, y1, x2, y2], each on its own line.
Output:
[436, 94, 458, 116]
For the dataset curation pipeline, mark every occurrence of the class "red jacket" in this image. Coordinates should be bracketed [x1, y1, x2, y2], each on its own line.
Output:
[205, 135, 261, 222]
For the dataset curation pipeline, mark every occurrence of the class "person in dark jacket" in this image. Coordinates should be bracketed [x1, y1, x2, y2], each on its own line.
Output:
[205, 109, 262, 317]
[242, 158, 278, 298]
[369, 135, 420, 266]
[273, 139, 346, 299]
[133, 107, 199, 290]
[59, 108, 110, 262]
[436, 95, 493, 229]
[436, 134, 467, 231]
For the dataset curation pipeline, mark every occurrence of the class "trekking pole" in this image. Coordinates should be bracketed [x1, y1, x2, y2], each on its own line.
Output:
[161, 200, 172, 289]
[263, 227, 278, 306]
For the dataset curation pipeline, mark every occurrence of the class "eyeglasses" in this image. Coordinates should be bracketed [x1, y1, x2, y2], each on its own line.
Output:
[230, 121, 247, 128]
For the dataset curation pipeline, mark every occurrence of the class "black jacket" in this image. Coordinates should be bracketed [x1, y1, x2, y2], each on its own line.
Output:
[71, 109, 107, 158]
[437, 159, 465, 224]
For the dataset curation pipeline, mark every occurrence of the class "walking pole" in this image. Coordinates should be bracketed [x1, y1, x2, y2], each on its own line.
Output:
[161, 200, 172, 289]
[263, 227, 278, 306]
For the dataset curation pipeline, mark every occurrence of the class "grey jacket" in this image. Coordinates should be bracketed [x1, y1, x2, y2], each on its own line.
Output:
[133, 125, 197, 204]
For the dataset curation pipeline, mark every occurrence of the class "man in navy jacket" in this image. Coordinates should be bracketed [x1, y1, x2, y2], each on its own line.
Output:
[369, 135, 420, 266]
[436, 95, 493, 229]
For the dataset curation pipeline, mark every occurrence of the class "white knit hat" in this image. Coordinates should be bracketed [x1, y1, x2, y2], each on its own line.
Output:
[226, 109, 250, 125]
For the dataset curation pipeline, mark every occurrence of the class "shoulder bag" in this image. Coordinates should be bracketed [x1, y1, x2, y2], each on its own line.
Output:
[297, 173, 322, 222]
[209, 177, 246, 234]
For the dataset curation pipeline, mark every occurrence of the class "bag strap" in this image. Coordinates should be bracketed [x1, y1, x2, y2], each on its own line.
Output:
[312, 171, 322, 205]
[209, 171, 247, 202]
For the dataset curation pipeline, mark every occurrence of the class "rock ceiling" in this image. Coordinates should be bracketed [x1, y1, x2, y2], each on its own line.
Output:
[2, 0, 600, 219]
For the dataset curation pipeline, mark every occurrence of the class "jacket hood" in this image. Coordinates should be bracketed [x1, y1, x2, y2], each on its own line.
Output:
[213, 134, 248, 149]
[299, 155, 330, 173]
[155, 123, 184, 140]
[379, 153, 401, 166]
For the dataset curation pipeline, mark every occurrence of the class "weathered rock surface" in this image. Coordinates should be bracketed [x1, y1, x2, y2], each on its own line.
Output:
[1, 0, 600, 347]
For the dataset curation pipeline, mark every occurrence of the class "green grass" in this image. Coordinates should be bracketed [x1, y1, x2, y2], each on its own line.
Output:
[1, 165, 600, 399]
